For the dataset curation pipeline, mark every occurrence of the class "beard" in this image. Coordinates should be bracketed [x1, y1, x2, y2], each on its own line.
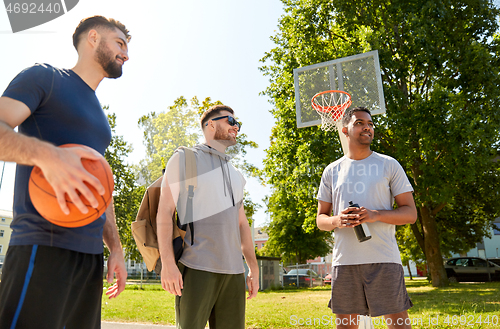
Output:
[356, 135, 373, 146]
[96, 41, 123, 79]
[213, 125, 237, 147]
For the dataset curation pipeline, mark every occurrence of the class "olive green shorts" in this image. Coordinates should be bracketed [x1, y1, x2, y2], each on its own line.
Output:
[175, 263, 246, 329]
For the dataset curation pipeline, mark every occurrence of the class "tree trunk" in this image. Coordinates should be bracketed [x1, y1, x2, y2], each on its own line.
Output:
[420, 206, 449, 287]
[411, 220, 425, 256]
[406, 262, 413, 280]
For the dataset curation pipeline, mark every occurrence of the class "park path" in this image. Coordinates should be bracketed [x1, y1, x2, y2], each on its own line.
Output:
[101, 321, 175, 329]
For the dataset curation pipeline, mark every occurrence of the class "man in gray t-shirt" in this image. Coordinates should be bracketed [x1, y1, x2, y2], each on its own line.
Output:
[317, 107, 417, 328]
[157, 105, 259, 329]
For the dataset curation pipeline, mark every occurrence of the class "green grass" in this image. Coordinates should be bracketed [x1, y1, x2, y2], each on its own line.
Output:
[102, 284, 175, 325]
[102, 279, 500, 328]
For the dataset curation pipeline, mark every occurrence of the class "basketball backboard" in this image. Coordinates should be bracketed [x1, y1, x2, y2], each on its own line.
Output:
[293, 50, 385, 129]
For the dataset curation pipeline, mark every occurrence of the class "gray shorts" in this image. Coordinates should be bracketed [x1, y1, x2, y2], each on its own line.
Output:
[328, 263, 413, 317]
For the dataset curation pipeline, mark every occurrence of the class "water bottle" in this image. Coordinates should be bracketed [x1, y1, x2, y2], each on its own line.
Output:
[348, 201, 372, 242]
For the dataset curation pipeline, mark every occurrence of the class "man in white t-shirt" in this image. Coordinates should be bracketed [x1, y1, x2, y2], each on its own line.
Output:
[317, 107, 417, 329]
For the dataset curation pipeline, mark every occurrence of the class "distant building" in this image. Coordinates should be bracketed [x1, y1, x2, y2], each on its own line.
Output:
[0, 210, 13, 265]
[254, 227, 268, 250]
[306, 255, 332, 278]
[451, 217, 500, 259]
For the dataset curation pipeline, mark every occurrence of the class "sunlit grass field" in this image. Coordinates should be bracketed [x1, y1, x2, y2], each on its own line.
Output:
[102, 279, 500, 328]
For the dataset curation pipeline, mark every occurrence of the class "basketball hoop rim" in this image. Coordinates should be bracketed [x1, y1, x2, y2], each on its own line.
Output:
[311, 90, 352, 113]
[311, 90, 352, 128]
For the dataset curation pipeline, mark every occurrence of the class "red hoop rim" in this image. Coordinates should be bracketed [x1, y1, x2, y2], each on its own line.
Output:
[311, 90, 352, 120]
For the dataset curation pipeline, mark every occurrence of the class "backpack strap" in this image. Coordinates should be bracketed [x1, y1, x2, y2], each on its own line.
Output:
[184, 147, 197, 190]
[182, 147, 196, 246]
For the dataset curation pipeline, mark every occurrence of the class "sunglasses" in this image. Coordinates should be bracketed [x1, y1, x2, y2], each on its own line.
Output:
[206, 116, 242, 131]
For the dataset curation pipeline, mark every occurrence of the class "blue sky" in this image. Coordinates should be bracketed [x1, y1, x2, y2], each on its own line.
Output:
[0, 0, 284, 226]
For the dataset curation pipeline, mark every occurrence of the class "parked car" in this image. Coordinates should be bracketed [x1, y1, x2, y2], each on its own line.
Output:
[488, 258, 500, 267]
[444, 257, 500, 282]
[324, 273, 332, 285]
[283, 269, 322, 287]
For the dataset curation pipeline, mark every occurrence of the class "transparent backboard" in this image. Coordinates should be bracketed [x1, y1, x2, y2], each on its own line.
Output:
[293, 50, 385, 128]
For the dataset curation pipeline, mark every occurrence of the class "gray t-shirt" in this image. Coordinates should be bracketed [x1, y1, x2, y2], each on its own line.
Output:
[165, 144, 246, 274]
[317, 152, 413, 266]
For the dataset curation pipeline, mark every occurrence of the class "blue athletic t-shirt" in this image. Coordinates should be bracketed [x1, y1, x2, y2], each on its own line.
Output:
[2, 63, 112, 254]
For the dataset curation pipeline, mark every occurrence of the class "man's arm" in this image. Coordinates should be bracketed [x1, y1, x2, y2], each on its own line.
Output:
[316, 200, 361, 231]
[0, 97, 43, 164]
[239, 205, 259, 299]
[102, 198, 127, 299]
[356, 192, 417, 225]
[0, 96, 106, 214]
[157, 169, 183, 296]
[316, 193, 416, 231]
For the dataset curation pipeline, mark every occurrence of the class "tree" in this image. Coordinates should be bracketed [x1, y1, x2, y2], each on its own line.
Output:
[260, 0, 500, 286]
[104, 108, 145, 262]
[243, 191, 262, 226]
[137, 96, 202, 185]
[396, 224, 425, 279]
[261, 125, 340, 264]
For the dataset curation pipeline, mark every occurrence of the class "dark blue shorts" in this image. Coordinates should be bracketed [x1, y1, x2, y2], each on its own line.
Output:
[0, 245, 103, 329]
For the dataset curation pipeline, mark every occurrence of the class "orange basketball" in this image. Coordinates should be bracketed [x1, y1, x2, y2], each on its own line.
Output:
[28, 144, 114, 228]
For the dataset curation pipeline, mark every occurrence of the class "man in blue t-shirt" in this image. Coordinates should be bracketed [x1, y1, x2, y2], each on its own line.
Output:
[0, 16, 131, 328]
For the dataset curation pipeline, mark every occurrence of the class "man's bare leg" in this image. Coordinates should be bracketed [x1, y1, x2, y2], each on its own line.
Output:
[336, 314, 360, 329]
[384, 310, 411, 329]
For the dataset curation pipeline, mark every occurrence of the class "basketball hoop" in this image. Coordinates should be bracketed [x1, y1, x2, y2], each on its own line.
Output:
[311, 90, 352, 131]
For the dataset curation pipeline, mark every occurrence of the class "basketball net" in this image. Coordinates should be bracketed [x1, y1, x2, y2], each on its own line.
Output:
[311, 90, 352, 154]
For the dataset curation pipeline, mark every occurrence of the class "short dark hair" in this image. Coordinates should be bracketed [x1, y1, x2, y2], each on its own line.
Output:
[73, 16, 131, 50]
[200, 105, 235, 130]
[341, 107, 372, 127]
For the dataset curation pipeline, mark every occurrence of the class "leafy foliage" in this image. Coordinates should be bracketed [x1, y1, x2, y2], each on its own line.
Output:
[137, 96, 202, 185]
[104, 108, 145, 262]
[260, 0, 500, 284]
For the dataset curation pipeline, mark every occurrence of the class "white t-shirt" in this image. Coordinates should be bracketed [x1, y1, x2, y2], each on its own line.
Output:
[317, 152, 413, 266]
